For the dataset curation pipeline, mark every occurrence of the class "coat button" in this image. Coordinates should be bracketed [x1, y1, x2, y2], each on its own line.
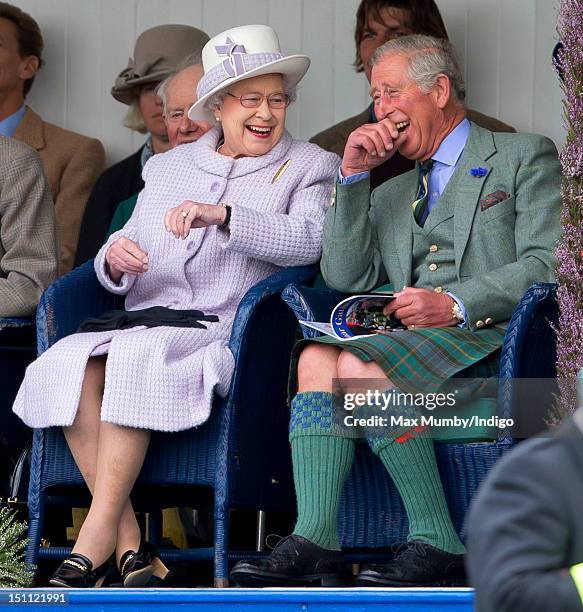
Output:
[485, 317, 493, 325]
[429, 244, 438, 253]
[434, 286, 443, 293]
[211, 182, 219, 192]
[429, 263, 438, 271]
[476, 320, 485, 328]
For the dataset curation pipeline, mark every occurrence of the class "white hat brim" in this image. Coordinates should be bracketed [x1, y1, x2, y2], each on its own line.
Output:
[188, 54, 310, 121]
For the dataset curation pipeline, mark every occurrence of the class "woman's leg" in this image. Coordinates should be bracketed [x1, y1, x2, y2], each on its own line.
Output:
[63, 357, 146, 566]
[71, 422, 150, 566]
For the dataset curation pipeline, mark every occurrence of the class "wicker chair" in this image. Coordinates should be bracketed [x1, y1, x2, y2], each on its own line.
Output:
[0, 317, 36, 486]
[281, 282, 558, 550]
[25, 260, 317, 586]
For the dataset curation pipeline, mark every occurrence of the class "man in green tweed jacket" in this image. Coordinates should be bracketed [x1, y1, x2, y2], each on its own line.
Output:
[231, 35, 561, 588]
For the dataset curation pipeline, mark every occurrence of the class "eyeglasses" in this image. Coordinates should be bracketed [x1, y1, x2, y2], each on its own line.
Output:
[225, 92, 291, 109]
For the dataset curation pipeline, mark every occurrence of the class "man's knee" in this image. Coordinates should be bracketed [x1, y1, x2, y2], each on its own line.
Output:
[337, 350, 371, 379]
[297, 344, 340, 390]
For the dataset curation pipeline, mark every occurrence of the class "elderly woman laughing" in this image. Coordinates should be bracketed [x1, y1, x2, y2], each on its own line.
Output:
[13, 24, 339, 588]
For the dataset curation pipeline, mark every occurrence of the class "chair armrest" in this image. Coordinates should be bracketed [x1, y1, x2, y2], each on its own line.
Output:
[497, 282, 558, 431]
[36, 260, 122, 354]
[227, 265, 318, 357]
[0, 317, 33, 329]
[281, 284, 346, 339]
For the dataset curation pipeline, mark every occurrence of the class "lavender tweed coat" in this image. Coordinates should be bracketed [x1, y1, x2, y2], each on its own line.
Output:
[14, 127, 340, 431]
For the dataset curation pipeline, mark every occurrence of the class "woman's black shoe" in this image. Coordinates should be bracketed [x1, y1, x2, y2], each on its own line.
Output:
[230, 535, 351, 587]
[119, 542, 171, 587]
[49, 553, 113, 588]
[356, 541, 466, 587]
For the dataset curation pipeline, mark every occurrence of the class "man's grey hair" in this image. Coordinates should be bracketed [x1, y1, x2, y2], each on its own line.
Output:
[157, 52, 205, 114]
[371, 35, 466, 103]
[204, 75, 298, 112]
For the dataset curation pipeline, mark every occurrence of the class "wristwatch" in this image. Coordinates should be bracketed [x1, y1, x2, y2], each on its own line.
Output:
[219, 203, 232, 229]
[451, 300, 465, 324]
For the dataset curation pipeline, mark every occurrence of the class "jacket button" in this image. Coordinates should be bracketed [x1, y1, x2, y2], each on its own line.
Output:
[476, 320, 485, 328]
[434, 286, 443, 293]
[429, 263, 438, 271]
[429, 244, 438, 253]
[211, 182, 219, 192]
[485, 317, 493, 325]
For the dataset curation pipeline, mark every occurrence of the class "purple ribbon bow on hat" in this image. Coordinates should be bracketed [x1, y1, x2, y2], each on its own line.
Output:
[215, 37, 247, 77]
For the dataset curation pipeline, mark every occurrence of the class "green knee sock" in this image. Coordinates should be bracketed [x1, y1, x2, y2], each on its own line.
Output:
[289, 391, 354, 551]
[370, 433, 465, 555]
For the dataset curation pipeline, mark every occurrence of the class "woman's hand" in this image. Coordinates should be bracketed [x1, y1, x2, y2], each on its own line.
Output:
[164, 201, 227, 239]
[105, 237, 149, 283]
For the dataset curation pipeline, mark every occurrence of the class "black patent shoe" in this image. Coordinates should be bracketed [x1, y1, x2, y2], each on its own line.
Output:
[357, 541, 466, 587]
[230, 534, 352, 587]
[49, 553, 113, 588]
[119, 542, 171, 587]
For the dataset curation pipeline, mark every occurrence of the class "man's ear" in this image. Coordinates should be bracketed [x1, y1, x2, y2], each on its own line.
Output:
[18, 55, 39, 81]
[432, 74, 451, 110]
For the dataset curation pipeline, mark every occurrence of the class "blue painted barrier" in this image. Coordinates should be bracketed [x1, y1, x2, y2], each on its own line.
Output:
[0, 587, 474, 611]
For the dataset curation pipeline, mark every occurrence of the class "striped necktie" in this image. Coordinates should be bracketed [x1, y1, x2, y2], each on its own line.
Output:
[411, 159, 434, 227]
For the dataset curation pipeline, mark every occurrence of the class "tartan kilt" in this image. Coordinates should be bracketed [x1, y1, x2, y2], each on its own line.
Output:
[289, 327, 506, 397]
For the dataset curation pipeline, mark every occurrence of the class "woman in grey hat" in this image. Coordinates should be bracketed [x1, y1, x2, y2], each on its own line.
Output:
[74, 24, 210, 267]
[14, 24, 340, 589]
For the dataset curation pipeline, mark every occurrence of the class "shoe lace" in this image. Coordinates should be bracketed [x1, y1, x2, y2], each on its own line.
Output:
[265, 533, 285, 551]
[392, 541, 429, 563]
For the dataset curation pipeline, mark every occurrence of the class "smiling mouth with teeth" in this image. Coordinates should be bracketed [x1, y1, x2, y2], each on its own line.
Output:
[396, 121, 410, 133]
[247, 125, 273, 136]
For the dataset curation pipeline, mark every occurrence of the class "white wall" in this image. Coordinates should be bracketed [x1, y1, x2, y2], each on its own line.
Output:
[18, 0, 564, 165]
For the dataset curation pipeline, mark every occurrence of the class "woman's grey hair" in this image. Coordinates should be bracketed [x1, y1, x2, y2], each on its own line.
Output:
[371, 35, 466, 103]
[204, 75, 298, 112]
[157, 52, 205, 114]
[122, 100, 148, 134]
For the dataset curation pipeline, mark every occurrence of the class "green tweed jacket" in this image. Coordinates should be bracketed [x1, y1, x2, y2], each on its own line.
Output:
[321, 122, 561, 331]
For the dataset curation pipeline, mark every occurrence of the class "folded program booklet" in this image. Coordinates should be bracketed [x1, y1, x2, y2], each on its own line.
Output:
[300, 293, 406, 341]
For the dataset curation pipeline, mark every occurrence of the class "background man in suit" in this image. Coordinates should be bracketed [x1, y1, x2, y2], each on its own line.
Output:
[0, 2, 105, 274]
[467, 406, 583, 612]
[0, 135, 57, 318]
[231, 34, 560, 589]
[311, 0, 515, 192]
[0, 135, 58, 489]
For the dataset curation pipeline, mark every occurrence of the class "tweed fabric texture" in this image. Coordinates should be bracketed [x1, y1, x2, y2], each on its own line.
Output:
[0, 136, 59, 318]
[13, 127, 340, 431]
[13, 107, 106, 274]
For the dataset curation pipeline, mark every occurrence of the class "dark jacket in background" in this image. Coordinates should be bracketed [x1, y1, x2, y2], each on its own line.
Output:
[74, 146, 145, 267]
[466, 416, 583, 612]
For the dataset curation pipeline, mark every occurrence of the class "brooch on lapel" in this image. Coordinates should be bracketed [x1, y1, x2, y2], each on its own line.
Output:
[469, 167, 488, 177]
[271, 159, 292, 184]
[480, 190, 510, 211]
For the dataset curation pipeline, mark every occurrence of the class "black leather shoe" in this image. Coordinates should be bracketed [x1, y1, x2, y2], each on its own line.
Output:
[119, 542, 171, 587]
[49, 553, 113, 588]
[357, 541, 466, 587]
[230, 535, 352, 587]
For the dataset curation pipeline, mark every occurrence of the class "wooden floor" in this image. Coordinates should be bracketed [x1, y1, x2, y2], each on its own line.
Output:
[0, 587, 474, 611]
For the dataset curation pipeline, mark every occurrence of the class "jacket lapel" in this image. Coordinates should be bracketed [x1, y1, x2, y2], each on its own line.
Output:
[12, 106, 45, 151]
[452, 123, 497, 268]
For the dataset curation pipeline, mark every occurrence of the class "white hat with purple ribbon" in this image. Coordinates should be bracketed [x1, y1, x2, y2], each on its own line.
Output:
[188, 24, 310, 121]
